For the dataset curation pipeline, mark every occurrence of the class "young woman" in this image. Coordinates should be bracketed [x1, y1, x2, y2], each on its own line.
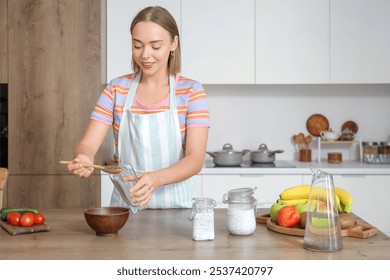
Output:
[67, 6, 210, 208]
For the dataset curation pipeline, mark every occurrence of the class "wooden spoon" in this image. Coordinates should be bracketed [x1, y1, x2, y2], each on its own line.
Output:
[305, 135, 312, 149]
[59, 160, 122, 174]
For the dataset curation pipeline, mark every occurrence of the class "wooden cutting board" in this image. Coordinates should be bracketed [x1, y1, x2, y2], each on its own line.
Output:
[0, 220, 50, 235]
[256, 214, 377, 239]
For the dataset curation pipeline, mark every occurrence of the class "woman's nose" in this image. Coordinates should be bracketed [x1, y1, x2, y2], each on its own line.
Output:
[141, 46, 151, 58]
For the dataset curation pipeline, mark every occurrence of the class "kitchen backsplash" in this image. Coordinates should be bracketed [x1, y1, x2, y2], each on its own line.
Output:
[204, 84, 390, 162]
[99, 84, 390, 163]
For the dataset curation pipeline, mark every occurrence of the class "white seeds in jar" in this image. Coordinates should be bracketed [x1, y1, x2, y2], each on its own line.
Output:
[228, 209, 256, 235]
[192, 212, 215, 241]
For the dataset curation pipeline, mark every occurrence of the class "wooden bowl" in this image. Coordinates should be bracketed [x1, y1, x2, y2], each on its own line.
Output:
[84, 207, 130, 237]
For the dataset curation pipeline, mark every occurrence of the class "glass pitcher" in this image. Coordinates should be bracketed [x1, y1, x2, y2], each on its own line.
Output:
[303, 169, 343, 251]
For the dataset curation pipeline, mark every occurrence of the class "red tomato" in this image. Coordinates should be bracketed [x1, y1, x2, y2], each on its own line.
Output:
[34, 213, 45, 225]
[277, 206, 300, 228]
[20, 212, 35, 227]
[7, 212, 22, 226]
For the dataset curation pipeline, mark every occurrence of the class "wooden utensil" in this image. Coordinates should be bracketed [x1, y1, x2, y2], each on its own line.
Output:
[59, 161, 122, 174]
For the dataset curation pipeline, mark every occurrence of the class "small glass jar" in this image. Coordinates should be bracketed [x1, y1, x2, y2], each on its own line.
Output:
[222, 187, 257, 236]
[190, 197, 217, 241]
[379, 142, 390, 164]
[362, 141, 379, 163]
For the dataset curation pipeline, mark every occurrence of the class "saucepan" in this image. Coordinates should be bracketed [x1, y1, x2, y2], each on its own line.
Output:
[250, 144, 284, 163]
[207, 143, 250, 167]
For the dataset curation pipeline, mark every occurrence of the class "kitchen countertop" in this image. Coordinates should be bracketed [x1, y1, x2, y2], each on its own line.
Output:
[1, 209, 389, 260]
[200, 160, 390, 175]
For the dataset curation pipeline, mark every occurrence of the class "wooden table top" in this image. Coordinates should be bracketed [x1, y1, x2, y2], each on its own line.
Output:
[0, 208, 389, 260]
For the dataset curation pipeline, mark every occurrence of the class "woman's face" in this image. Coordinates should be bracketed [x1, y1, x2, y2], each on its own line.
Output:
[132, 21, 177, 76]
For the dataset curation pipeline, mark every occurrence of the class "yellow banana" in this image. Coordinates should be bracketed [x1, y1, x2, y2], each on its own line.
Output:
[277, 198, 309, 206]
[279, 185, 311, 200]
[279, 185, 344, 213]
[335, 187, 353, 213]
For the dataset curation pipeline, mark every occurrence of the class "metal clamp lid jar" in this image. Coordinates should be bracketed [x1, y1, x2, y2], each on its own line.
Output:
[222, 187, 257, 236]
[190, 197, 217, 241]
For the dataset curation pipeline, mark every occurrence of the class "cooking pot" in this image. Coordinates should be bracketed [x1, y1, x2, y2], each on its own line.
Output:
[250, 144, 284, 163]
[206, 143, 250, 167]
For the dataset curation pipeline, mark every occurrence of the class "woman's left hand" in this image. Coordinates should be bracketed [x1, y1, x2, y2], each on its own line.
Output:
[124, 172, 160, 206]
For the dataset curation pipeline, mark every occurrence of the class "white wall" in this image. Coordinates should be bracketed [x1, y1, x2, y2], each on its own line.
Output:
[204, 84, 390, 161]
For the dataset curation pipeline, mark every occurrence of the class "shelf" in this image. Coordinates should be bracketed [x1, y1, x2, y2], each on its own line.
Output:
[316, 137, 362, 163]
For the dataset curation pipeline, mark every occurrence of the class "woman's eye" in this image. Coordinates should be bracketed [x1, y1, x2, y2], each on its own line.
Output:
[133, 45, 142, 49]
[152, 46, 161, 50]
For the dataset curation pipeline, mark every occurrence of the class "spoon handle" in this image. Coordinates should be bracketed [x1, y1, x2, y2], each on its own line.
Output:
[59, 160, 104, 171]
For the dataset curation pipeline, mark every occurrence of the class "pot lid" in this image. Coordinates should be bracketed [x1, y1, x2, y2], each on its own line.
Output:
[214, 143, 242, 154]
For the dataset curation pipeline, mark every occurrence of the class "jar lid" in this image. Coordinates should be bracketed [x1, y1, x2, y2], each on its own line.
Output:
[192, 197, 216, 209]
[380, 141, 390, 146]
[222, 187, 257, 204]
[362, 141, 378, 146]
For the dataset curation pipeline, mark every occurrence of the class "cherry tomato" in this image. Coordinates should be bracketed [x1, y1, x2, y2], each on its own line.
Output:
[20, 212, 35, 227]
[277, 206, 300, 228]
[7, 212, 22, 226]
[34, 213, 45, 225]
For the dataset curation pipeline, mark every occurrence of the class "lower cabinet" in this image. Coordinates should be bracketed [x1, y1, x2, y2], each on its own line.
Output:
[303, 174, 390, 236]
[201, 175, 303, 208]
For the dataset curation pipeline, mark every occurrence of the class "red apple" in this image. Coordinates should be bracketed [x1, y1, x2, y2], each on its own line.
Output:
[277, 206, 300, 227]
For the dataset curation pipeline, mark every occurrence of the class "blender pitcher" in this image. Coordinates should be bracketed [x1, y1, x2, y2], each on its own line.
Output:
[303, 169, 343, 252]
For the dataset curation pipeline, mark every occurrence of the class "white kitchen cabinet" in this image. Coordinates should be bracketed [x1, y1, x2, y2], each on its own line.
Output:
[256, 0, 329, 84]
[330, 0, 390, 83]
[303, 174, 390, 236]
[201, 174, 303, 208]
[107, 0, 181, 81]
[181, 0, 255, 84]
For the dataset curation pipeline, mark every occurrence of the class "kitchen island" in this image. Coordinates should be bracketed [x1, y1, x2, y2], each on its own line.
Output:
[0, 209, 389, 260]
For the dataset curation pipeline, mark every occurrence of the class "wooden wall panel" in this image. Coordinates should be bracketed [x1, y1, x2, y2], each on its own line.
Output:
[0, 0, 7, 83]
[7, 174, 100, 209]
[8, 0, 103, 175]
[6, 0, 105, 208]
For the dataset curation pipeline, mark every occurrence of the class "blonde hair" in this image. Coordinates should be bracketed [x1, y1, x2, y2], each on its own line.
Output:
[130, 6, 181, 74]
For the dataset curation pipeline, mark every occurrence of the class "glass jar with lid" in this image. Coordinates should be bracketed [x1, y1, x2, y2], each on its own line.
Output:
[362, 141, 379, 163]
[222, 187, 257, 235]
[379, 142, 390, 164]
[190, 197, 217, 241]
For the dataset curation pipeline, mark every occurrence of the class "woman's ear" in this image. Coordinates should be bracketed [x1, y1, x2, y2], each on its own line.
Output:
[170, 35, 178, 51]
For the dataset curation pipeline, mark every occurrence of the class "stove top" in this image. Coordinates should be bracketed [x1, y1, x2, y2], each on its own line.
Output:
[205, 160, 296, 168]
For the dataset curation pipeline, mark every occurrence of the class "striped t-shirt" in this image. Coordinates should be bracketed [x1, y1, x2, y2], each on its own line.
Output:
[91, 73, 210, 157]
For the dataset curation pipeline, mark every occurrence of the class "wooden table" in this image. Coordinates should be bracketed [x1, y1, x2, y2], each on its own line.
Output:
[0, 209, 389, 260]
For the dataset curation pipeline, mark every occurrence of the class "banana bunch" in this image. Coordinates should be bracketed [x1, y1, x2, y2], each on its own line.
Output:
[277, 185, 353, 213]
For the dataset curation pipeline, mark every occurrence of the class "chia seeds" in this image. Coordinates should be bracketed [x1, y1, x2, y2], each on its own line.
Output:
[192, 211, 215, 241]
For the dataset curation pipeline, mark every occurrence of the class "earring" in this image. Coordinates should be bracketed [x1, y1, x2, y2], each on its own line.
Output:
[170, 51, 174, 57]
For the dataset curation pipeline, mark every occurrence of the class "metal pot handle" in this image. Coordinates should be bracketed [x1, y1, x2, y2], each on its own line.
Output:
[268, 150, 284, 156]
[206, 151, 216, 158]
[241, 149, 250, 156]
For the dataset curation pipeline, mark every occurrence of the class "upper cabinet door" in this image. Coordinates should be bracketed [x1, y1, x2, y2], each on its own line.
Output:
[330, 0, 390, 83]
[256, 0, 329, 84]
[107, 0, 180, 82]
[181, 0, 255, 84]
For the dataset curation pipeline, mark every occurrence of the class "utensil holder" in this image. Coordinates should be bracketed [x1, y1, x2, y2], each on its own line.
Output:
[299, 149, 312, 162]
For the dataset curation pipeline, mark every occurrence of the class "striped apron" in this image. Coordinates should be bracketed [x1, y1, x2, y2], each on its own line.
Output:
[110, 72, 196, 208]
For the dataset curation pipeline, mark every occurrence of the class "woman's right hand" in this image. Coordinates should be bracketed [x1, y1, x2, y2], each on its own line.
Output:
[67, 154, 94, 178]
